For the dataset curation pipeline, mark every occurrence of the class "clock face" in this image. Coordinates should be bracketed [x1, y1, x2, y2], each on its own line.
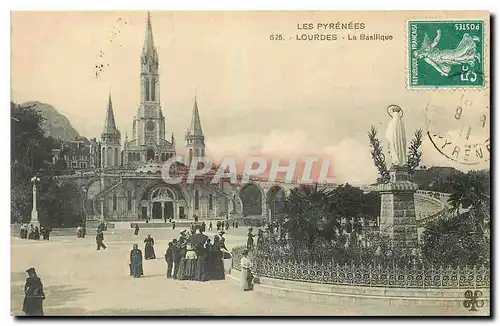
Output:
[146, 121, 155, 131]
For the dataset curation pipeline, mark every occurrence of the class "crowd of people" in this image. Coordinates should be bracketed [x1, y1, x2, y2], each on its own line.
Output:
[129, 228, 231, 282]
[19, 224, 51, 241]
[20, 219, 258, 315]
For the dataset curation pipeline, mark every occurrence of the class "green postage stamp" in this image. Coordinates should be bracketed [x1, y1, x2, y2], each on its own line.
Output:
[408, 20, 485, 88]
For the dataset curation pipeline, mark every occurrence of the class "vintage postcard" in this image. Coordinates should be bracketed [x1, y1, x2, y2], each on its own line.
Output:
[10, 11, 490, 316]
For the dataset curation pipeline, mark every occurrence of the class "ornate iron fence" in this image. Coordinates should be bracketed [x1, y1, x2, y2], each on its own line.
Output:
[231, 246, 490, 289]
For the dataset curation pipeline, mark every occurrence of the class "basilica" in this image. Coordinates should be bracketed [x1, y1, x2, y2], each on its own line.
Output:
[73, 11, 278, 224]
[57, 13, 290, 224]
[81, 13, 229, 222]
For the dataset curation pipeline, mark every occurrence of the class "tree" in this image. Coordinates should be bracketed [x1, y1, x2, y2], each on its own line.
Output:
[447, 170, 490, 237]
[407, 129, 423, 177]
[368, 126, 389, 183]
[11, 102, 48, 222]
[329, 184, 364, 220]
[421, 213, 489, 266]
[11, 102, 64, 225]
[361, 191, 381, 223]
[283, 184, 335, 249]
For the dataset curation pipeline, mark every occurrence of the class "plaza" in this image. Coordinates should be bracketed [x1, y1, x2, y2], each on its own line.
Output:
[10, 226, 477, 316]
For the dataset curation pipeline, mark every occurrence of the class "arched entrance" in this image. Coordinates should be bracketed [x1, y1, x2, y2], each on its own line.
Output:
[146, 148, 155, 161]
[150, 186, 177, 221]
[240, 183, 263, 216]
[266, 185, 287, 220]
[137, 181, 190, 220]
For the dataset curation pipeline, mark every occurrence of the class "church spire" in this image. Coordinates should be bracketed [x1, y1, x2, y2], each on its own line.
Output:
[189, 92, 204, 138]
[142, 11, 157, 59]
[102, 93, 118, 134]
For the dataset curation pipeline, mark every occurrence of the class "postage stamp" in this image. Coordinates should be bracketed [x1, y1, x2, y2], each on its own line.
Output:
[408, 20, 485, 88]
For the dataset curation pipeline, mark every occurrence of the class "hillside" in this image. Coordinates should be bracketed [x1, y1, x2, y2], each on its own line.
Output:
[21, 101, 80, 142]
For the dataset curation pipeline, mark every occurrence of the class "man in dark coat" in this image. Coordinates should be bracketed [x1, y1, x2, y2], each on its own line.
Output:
[201, 221, 206, 233]
[171, 239, 181, 279]
[96, 229, 106, 250]
[209, 221, 212, 231]
[165, 242, 174, 278]
[22, 267, 45, 316]
[134, 224, 140, 235]
[247, 228, 255, 249]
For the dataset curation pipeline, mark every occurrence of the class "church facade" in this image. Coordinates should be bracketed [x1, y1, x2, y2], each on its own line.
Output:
[55, 13, 290, 223]
[86, 13, 237, 222]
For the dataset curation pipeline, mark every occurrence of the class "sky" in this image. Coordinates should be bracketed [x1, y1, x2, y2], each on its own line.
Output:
[10, 11, 490, 184]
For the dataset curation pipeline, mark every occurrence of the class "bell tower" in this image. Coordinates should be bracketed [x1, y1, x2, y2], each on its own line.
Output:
[185, 92, 205, 166]
[135, 12, 166, 155]
[101, 93, 121, 168]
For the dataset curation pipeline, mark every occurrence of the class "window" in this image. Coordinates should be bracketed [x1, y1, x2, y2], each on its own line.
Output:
[127, 191, 132, 211]
[145, 78, 150, 101]
[107, 147, 113, 166]
[80, 162, 87, 169]
[72, 161, 78, 168]
[146, 121, 155, 131]
[208, 194, 213, 210]
[151, 79, 155, 101]
[194, 190, 199, 210]
[113, 194, 117, 211]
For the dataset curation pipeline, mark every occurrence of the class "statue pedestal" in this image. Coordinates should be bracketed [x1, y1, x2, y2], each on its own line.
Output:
[377, 166, 418, 250]
[30, 209, 40, 228]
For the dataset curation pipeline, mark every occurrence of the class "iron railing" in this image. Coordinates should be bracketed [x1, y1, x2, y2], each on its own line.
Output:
[232, 246, 490, 289]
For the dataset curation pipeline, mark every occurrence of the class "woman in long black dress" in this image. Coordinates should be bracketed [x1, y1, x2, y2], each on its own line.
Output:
[22, 267, 45, 316]
[144, 235, 156, 260]
[130, 244, 144, 278]
[211, 245, 225, 280]
[195, 244, 208, 282]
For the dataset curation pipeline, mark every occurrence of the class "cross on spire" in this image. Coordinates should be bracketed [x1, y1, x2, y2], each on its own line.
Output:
[142, 11, 157, 59]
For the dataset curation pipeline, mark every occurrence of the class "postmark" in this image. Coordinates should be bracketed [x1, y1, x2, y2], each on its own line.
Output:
[408, 20, 485, 88]
[425, 93, 489, 165]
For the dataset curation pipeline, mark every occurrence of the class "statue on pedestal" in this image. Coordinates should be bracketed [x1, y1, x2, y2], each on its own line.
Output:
[385, 105, 407, 168]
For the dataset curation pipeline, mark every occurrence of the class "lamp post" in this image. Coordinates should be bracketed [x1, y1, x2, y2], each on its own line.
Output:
[30, 176, 41, 228]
